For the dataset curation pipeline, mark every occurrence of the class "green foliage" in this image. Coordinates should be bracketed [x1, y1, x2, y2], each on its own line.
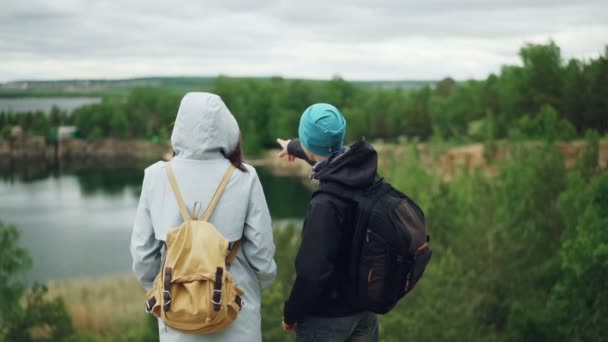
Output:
[432, 80, 483, 141]
[577, 130, 601, 178]
[509, 105, 577, 141]
[368, 140, 604, 341]
[383, 144, 435, 208]
[519, 41, 563, 112]
[261, 224, 301, 341]
[547, 172, 608, 341]
[119, 314, 159, 342]
[109, 110, 129, 138]
[0, 222, 32, 318]
[4, 284, 76, 342]
[0, 125, 11, 140]
[0, 222, 76, 341]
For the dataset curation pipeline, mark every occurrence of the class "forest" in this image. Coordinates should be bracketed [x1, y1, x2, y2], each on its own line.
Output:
[1, 41, 607, 154]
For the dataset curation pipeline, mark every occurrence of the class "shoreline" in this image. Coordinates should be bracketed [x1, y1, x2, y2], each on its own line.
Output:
[2, 137, 607, 181]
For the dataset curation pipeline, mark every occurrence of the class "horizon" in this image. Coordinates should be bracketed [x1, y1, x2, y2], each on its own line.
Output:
[0, 75, 442, 84]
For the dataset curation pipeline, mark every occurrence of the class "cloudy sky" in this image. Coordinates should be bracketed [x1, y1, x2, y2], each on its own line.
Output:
[1, 0, 607, 82]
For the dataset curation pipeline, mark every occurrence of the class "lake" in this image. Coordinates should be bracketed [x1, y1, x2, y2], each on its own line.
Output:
[0, 97, 101, 113]
[0, 164, 311, 283]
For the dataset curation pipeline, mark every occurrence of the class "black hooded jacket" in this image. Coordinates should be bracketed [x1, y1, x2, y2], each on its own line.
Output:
[283, 137, 378, 325]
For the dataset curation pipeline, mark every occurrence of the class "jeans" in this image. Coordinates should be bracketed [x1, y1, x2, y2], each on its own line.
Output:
[295, 312, 378, 342]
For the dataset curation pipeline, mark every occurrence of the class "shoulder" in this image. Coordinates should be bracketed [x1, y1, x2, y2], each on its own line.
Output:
[141, 160, 167, 184]
[311, 185, 357, 217]
[231, 163, 262, 191]
[241, 162, 259, 176]
[310, 191, 347, 212]
[144, 160, 166, 175]
[137, 161, 167, 197]
[234, 163, 259, 182]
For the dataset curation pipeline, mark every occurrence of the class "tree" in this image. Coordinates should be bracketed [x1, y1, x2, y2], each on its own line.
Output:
[109, 110, 129, 138]
[404, 87, 433, 140]
[584, 51, 608, 133]
[49, 105, 63, 127]
[435, 77, 456, 98]
[0, 222, 76, 341]
[561, 59, 588, 132]
[0, 112, 6, 128]
[519, 40, 564, 113]
[546, 165, 608, 341]
[509, 105, 577, 141]
[496, 65, 527, 136]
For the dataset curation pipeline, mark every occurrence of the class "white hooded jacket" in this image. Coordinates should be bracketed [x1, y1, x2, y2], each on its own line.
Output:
[130, 92, 277, 341]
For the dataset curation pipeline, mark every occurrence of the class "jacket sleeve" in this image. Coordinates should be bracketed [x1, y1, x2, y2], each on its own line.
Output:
[283, 199, 342, 324]
[130, 168, 162, 292]
[287, 138, 315, 166]
[242, 168, 277, 290]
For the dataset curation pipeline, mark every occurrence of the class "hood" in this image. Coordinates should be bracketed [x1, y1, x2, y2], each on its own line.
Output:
[313, 137, 378, 189]
[171, 92, 240, 160]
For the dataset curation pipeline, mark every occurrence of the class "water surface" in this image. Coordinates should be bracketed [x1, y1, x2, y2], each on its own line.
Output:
[0, 164, 310, 282]
[0, 97, 101, 113]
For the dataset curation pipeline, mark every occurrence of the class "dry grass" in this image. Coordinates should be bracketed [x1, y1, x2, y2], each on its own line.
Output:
[46, 274, 148, 337]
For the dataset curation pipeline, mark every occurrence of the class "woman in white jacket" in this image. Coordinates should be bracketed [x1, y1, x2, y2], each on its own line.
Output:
[130, 92, 277, 341]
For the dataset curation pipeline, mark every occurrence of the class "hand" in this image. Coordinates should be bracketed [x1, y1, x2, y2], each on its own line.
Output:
[282, 320, 297, 333]
[276, 138, 295, 162]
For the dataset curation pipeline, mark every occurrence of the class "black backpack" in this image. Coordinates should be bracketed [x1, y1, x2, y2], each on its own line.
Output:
[320, 178, 432, 314]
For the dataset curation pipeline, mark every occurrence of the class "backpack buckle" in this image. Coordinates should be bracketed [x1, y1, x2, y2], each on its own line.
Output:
[145, 297, 157, 313]
[163, 290, 172, 311]
[235, 295, 244, 311]
[163, 268, 173, 311]
[163, 289, 172, 300]
[212, 289, 222, 310]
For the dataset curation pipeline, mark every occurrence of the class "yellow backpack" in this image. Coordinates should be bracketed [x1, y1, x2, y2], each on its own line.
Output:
[145, 162, 245, 334]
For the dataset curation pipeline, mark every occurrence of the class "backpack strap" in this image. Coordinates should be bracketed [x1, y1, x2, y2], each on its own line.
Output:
[225, 239, 242, 266]
[165, 162, 191, 222]
[201, 164, 236, 221]
[317, 178, 389, 281]
[202, 165, 240, 266]
[166, 162, 241, 265]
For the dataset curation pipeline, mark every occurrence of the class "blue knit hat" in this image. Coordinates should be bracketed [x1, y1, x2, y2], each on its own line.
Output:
[298, 103, 346, 157]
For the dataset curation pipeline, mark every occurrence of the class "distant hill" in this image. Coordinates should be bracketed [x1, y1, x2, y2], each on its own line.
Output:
[0, 76, 437, 97]
[0, 77, 216, 97]
[354, 79, 436, 89]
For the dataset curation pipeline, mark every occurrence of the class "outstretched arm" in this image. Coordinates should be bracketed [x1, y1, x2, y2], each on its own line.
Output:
[276, 138, 315, 166]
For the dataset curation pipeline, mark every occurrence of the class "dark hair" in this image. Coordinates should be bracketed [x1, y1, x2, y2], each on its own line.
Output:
[225, 135, 247, 172]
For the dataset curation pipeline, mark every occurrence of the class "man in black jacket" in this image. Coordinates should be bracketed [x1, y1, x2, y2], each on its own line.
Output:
[277, 103, 379, 341]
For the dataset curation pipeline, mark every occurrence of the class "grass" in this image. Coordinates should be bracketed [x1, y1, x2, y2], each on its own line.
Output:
[46, 274, 148, 338]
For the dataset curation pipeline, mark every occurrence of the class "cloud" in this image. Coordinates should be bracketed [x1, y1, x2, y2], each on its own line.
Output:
[0, 0, 606, 81]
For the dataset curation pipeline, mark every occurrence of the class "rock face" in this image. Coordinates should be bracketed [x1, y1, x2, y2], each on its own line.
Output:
[0, 136, 54, 159]
[56, 138, 168, 161]
[250, 152, 312, 179]
[1, 137, 606, 179]
[0, 137, 170, 163]
[259, 139, 608, 181]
